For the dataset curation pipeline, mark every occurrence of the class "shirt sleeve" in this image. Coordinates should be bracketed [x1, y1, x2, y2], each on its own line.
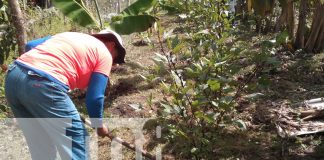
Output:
[25, 36, 52, 52]
[93, 47, 113, 77]
[85, 72, 109, 127]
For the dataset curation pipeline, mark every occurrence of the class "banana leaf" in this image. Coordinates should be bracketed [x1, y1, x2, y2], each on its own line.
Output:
[121, 0, 157, 16]
[109, 15, 156, 35]
[53, 0, 98, 27]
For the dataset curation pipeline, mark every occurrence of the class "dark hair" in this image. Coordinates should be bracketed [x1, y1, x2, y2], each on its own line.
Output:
[92, 34, 125, 64]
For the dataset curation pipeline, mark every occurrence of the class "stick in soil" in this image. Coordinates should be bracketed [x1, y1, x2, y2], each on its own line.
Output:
[80, 116, 156, 160]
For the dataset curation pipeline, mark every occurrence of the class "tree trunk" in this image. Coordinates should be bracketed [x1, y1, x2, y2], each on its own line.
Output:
[294, 0, 307, 49]
[236, 0, 248, 24]
[275, 7, 287, 31]
[8, 0, 27, 55]
[286, 0, 295, 39]
[305, 3, 324, 53]
[276, 0, 295, 39]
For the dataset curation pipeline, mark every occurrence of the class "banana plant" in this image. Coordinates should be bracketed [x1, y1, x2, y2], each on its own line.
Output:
[121, 0, 157, 16]
[52, 0, 98, 27]
[108, 0, 157, 35]
[52, 0, 157, 35]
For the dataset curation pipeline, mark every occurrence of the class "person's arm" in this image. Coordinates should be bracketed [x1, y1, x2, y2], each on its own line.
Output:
[25, 36, 51, 52]
[85, 72, 109, 136]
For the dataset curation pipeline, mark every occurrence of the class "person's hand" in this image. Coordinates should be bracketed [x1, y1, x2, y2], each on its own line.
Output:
[111, 63, 119, 72]
[97, 125, 109, 137]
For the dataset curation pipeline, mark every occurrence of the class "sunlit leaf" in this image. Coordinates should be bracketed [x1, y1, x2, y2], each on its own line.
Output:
[121, 0, 157, 16]
[172, 43, 185, 54]
[171, 36, 180, 49]
[234, 120, 247, 130]
[53, 0, 98, 27]
[191, 147, 198, 153]
[276, 30, 289, 44]
[154, 52, 168, 62]
[207, 79, 220, 91]
[128, 104, 142, 111]
[195, 111, 214, 123]
[163, 29, 174, 40]
[171, 70, 182, 86]
[243, 93, 264, 100]
[161, 103, 172, 114]
[109, 15, 156, 35]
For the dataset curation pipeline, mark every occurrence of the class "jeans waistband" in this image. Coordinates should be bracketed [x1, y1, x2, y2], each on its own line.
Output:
[13, 61, 70, 92]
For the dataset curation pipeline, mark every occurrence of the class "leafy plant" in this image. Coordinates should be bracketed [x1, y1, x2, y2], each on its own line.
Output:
[121, 0, 157, 16]
[149, 0, 274, 158]
[52, 0, 98, 27]
[53, 0, 158, 35]
[0, 0, 16, 64]
[109, 15, 156, 35]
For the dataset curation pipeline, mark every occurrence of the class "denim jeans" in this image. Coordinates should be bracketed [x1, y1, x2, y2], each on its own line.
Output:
[5, 63, 88, 160]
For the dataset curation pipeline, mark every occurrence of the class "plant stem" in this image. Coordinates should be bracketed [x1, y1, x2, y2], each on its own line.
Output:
[93, 0, 103, 29]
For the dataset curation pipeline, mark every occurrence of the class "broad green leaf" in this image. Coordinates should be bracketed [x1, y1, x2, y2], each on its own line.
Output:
[220, 96, 233, 105]
[122, 0, 157, 16]
[75, 0, 85, 7]
[172, 43, 185, 54]
[0, 104, 7, 112]
[171, 70, 182, 86]
[154, 53, 168, 62]
[207, 79, 220, 91]
[53, 0, 98, 27]
[160, 103, 172, 114]
[184, 67, 196, 78]
[194, 111, 214, 123]
[109, 15, 156, 35]
[171, 36, 180, 49]
[191, 147, 198, 153]
[276, 30, 289, 44]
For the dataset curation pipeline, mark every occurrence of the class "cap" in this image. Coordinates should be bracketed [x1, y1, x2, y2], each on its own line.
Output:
[91, 29, 126, 63]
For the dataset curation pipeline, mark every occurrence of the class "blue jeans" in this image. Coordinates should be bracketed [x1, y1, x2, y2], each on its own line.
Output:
[5, 63, 88, 160]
